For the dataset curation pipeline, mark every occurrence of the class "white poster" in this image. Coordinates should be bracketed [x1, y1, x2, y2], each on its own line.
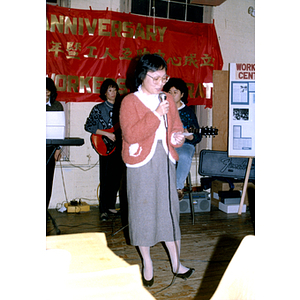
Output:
[228, 63, 255, 157]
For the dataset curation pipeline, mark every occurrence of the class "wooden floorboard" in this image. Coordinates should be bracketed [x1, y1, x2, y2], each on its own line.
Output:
[47, 205, 254, 299]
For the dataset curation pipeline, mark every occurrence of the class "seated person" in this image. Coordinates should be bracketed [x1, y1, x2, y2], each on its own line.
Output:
[163, 78, 201, 200]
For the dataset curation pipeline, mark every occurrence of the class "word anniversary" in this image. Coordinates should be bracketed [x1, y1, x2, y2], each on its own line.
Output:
[46, 14, 167, 42]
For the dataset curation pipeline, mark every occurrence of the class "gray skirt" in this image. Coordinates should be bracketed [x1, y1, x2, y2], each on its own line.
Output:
[126, 141, 181, 247]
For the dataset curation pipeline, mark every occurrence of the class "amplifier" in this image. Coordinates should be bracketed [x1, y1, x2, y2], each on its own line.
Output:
[199, 150, 255, 180]
[180, 191, 210, 213]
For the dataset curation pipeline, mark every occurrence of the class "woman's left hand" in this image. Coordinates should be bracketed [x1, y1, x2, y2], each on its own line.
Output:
[173, 132, 185, 145]
[184, 128, 194, 141]
[54, 149, 62, 161]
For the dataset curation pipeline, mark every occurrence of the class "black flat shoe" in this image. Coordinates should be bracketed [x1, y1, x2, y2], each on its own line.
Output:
[100, 212, 109, 221]
[142, 268, 154, 287]
[142, 275, 154, 287]
[174, 268, 195, 280]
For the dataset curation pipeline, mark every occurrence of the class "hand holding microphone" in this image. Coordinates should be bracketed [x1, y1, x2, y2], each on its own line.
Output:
[157, 92, 168, 128]
[157, 92, 184, 144]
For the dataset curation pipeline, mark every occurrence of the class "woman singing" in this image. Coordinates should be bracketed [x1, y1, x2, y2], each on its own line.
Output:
[120, 54, 195, 287]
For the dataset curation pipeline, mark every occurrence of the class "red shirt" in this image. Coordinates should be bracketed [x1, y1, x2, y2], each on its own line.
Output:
[120, 92, 183, 166]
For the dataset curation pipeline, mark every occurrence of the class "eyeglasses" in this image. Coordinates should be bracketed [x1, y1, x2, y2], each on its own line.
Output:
[146, 73, 170, 84]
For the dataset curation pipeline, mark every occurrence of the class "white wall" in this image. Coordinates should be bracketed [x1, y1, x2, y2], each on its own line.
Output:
[48, 0, 255, 208]
[213, 0, 255, 70]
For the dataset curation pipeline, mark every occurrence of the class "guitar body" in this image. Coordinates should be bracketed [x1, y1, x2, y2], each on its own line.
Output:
[91, 127, 116, 156]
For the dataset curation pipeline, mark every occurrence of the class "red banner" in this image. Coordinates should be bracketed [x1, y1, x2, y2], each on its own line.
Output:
[46, 4, 223, 108]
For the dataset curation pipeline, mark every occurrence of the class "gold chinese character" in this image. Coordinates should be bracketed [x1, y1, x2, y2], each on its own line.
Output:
[154, 50, 165, 58]
[200, 54, 215, 67]
[166, 57, 182, 66]
[85, 46, 98, 58]
[183, 54, 198, 68]
[99, 47, 117, 60]
[66, 42, 81, 59]
[119, 48, 132, 60]
[48, 41, 64, 57]
[136, 48, 150, 57]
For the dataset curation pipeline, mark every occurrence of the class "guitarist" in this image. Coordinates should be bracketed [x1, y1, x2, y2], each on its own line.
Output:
[163, 78, 201, 200]
[84, 79, 124, 221]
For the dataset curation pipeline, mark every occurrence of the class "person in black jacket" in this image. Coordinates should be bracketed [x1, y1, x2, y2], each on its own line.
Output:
[163, 78, 201, 200]
[46, 77, 64, 209]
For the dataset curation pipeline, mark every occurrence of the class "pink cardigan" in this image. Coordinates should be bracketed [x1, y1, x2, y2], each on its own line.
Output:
[120, 93, 184, 165]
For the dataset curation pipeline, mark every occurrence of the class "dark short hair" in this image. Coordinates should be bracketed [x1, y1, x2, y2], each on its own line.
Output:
[100, 79, 119, 101]
[46, 77, 57, 104]
[163, 77, 189, 104]
[134, 54, 167, 89]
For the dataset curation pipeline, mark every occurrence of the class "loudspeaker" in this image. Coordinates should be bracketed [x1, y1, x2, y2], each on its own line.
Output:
[180, 191, 211, 213]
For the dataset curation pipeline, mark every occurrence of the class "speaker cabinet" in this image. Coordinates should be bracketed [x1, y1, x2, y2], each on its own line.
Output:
[180, 191, 210, 213]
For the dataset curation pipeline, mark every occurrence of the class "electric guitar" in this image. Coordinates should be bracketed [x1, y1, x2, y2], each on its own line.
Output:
[187, 126, 219, 137]
[91, 126, 218, 156]
[90, 127, 117, 156]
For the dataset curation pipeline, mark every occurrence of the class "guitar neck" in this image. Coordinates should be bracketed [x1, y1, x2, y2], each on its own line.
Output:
[187, 128, 200, 134]
[187, 126, 218, 137]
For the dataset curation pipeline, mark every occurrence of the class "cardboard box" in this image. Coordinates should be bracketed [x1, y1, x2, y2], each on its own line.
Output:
[64, 202, 90, 213]
[211, 180, 253, 207]
[219, 202, 246, 214]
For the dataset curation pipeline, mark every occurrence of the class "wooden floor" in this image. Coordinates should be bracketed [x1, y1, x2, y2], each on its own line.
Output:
[47, 204, 254, 300]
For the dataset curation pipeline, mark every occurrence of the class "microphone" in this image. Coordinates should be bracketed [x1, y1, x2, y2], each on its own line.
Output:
[158, 92, 168, 128]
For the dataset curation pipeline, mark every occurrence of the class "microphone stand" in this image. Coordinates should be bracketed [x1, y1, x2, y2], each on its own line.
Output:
[111, 223, 128, 236]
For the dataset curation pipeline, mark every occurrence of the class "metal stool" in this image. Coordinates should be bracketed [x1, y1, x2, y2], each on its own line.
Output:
[185, 172, 195, 225]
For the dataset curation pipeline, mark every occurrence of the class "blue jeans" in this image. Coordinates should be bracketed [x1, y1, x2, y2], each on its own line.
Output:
[175, 143, 195, 190]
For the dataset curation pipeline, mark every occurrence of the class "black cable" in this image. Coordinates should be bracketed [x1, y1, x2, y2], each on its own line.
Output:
[154, 117, 180, 296]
